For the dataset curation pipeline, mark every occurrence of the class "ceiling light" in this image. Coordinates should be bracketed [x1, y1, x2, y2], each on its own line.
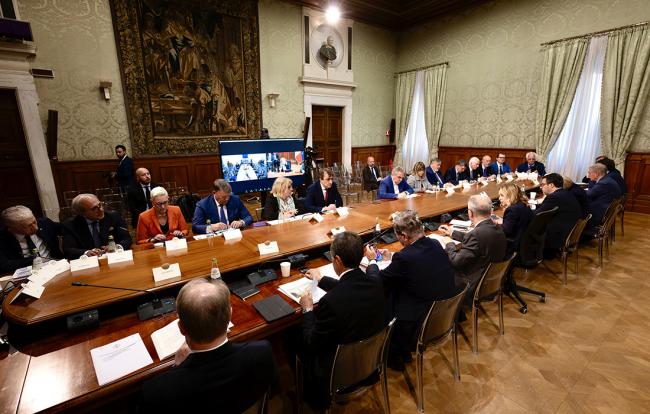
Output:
[325, 6, 340, 24]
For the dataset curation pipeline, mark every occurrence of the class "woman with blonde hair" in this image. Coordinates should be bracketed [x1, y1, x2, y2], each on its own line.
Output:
[494, 182, 533, 253]
[137, 186, 188, 244]
[263, 176, 299, 220]
[406, 161, 433, 192]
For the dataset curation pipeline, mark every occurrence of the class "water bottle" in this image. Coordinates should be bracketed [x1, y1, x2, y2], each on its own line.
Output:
[374, 217, 381, 235]
[107, 235, 117, 253]
[31, 248, 42, 271]
[206, 219, 214, 238]
[210, 257, 221, 280]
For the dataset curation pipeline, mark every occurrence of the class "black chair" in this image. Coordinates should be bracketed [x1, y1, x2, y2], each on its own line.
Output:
[470, 252, 517, 354]
[505, 206, 558, 314]
[414, 284, 468, 413]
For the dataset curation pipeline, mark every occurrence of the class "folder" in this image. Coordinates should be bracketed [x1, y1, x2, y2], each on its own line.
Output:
[253, 295, 296, 322]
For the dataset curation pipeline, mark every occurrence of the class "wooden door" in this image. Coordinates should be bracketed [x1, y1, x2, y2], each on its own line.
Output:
[311, 105, 342, 166]
[0, 89, 42, 216]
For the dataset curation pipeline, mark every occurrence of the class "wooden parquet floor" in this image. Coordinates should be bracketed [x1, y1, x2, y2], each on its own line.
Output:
[274, 212, 650, 414]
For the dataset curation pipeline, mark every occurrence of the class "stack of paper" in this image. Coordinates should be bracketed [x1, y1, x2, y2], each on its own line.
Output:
[90, 333, 154, 386]
[279, 277, 327, 304]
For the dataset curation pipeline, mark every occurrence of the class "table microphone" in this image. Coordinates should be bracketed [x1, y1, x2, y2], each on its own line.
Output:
[71, 282, 175, 321]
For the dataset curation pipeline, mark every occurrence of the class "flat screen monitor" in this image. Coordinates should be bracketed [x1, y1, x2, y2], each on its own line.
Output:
[219, 139, 305, 194]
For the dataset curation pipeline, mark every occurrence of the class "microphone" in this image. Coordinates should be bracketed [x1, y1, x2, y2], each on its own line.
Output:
[71, 282, 175, 321]
[364, 227, 393, 246]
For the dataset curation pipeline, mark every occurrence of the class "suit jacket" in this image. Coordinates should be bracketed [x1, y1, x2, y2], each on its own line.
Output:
[501, 202, 534, 254]
[303, 181, 343, 213]
[587, 175, 622, 226]
[443, 167, 469, 185]
[536, 189, 581, 249]
[62, 211, 132, 259]
[141, 341, 277, 413]
[191, 194, 253, 234]
[467, 167, 481, 181]
[126, 181, 160, 228]
[490, 162, 511, 175]
[136, 205, 188, 244]
[366, 237, 456, 322]
[567, 183, 589, 218]
[116, 155, 134, 190]
[478, 165, 494, 177]
[0, 218, 64, 273]
[608, 170, 627, 194]
[377, 176, 414, 199]
[516, 161, 546, 176]
[362, 165, 381, 191]
[425, 166, 445, 187]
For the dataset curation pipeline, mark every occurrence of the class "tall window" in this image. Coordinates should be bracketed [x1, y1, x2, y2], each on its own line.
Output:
[401, 71, 429, 172]
[547, 36, 608, 181]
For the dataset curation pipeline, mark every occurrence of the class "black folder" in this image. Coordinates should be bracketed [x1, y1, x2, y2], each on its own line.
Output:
[253, 295, 296, 322]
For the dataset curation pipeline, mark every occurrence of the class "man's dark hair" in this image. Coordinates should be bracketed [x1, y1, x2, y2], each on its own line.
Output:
[212, 179, 232, 194]
[597, 157, 616, 172]
[115, 144, 126, 151]
[543, 173, 564, 189]
[319, 167, 333, 180]
[456, 159, 466, 167]
[330, 231, 364, 268]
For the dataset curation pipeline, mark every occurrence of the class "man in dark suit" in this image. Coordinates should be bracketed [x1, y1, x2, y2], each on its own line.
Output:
[301, 232, 385, 409]
[378, 166, 414, 199]
[62, 194, 132, 259]
[126, 167, 160, 228]
[425, 158, 445, 187]
[364, 210, 456, 371]
[440, 194, 507, 299]
[443, 160, 469, 185]
[563, 176, 589, 218]
[111, 144, 134, 193]
[479, 155, 495, 178]
[304, 167, 343, 213]
[192, 179, 253, 234]
[517, 152, 546, 176]
[141, 279, 277, 412]
[596, 158, 627, 194]
[491, 153, 512, 175]
[585, 163, 622, 231]
[0, 205, 64, 273]
[536, 173, 581, 255]
[362, 156, 381, 191]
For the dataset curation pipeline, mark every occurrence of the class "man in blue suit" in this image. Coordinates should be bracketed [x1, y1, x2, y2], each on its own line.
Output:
[378, 167, 414, 199]
[585, 163, 622, 231]
[516, 152, 546, 176]
[425, 158, 445, 187]
[304, 168, 343, 213]
[192, 179, 253, 234]
[490, 153, 512, 175]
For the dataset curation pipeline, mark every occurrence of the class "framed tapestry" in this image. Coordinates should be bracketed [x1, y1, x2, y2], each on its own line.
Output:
[110, 0, 262, 156]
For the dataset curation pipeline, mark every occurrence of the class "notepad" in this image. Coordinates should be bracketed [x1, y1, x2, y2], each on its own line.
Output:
[279, 277, 327, 305]
[150, 319, 185, 360]
[90, 333, 153, 386]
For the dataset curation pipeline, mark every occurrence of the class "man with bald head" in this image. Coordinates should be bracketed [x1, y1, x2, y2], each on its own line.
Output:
[127, 167, 160, 227]
[62, 193, 132, 259]
[141, 279, 277, 412]
[0, 205, 63, 272]
[362, 156, 381, 190]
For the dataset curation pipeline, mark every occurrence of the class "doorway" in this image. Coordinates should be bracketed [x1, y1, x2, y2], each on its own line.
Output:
[311, 105, 342, 166]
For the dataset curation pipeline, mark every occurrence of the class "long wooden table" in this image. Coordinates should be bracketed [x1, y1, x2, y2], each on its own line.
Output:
[0, 180, 535, 413]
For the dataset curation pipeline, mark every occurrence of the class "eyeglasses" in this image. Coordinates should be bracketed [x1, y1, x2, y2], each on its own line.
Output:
[154, 201, 169, 207]
[89, 202, 105, 212]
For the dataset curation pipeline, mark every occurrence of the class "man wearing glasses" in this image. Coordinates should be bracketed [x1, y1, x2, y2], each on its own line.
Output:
[304, 168, 343, 213]
[63, 193, 132, 259]
[490, 153, 511, 175]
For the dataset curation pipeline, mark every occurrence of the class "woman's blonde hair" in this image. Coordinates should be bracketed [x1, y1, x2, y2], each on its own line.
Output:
[412, 161, 426, 175]
[498, 182, 527, 205]
[270, 176, 293, 197]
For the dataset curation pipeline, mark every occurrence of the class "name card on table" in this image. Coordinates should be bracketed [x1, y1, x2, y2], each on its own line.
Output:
[506, 174, 514, 181]
[223, 228, 242, 241]
[480, 180, 489, 186]
[70, 255, 100, 272]
[406, 193, 419, 199]
[165, 238, 187, 252]
[445, 187, 455, 194]
[258, 241, 279, 255]
[10, 281, 45, 303]
[336, 207, 349, 217]
[28, 259, 70, 285]
[309, 213, 324, 223]
[107, 250, 133, 265]
[152, 263, 181, 282]
[331, 226, 346, 235]
[462, 182, 472, 189]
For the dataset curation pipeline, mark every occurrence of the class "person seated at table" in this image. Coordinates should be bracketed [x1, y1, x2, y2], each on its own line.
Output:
[0, 205, 64, 273]
[62, 194, 132, 259]
[364, 210, 456, 371]
[493, 182, 533, 255]
[467, 157, 481, 181]
[536, 173, 581, 257]
[479, 155, 495, 178]
[491, 152, 512, 175]
[406, 162, 433, 193]
[378, 166, 414, 199]
[440, 194, 506, 300]
[263, 176, 299, 221]
[362, 156, 381, 191]
[136, 187, 188, 244]
[443, 159, 469, 185]
[304, 167, 343, 213]
[516, 152, 546, 176]
[585, 163, 622, 233]
[563, 176, 589, 218]
[126, 167, 160, 228]
[594, 157, 627, 194]
[300, 232, 385, 409]
[141, 279, 277, 412]
[425, 158, 445, 187]
[192, 179, 253, 234]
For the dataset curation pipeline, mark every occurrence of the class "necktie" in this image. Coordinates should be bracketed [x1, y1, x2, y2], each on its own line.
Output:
[144, 186, 151, 208]
[498, 165, 502, 175]
[92, 221, 102, 248]
[25, 235, 37, 256]
[372, 167, 377, 180]
[219, 205, 228, 225]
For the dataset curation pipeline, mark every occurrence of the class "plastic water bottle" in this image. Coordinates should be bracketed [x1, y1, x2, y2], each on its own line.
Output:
[206, 219, 214, 238]
[107, 235, 117, 253]
[210, 257, 221, 280]
[31, 248, 42, 271]
[374, 217, 381, 234]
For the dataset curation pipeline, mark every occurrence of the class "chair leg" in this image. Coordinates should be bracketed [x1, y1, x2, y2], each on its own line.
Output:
[562, 251, 568, 285]
[598, 238, 603, 267]
[621, 212, 624, 237]
[575, 246, 579, 276]
[472, 302, 479, 354]
[295, 357, 303, 414]
[416, 349, 424, 413]
[380, 368, 391, 414]
[452, 325, 461, 382]
[498, 292, 504, 336]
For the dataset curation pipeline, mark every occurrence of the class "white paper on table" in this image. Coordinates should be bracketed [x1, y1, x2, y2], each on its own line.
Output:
[278, 277, 329, 304]
[331, 226, 346, 235]
[450, 219, 471, 227]
[13, 266, 32, 281]
[165, 238, 188, 252]
[309, 213, 324, 223]
[258, 241, 279, 255]
[70, 255, 100, 272]
[360, 256, 392, 270]
[445, 187, 455, 194]
[314, 262, 338, 279]
[27, 259, 70, 285]
[425, 189, 437, 194]
[336, 207, 349, 217]
[90, 333, 153, 386]
[152, 263, 181, 282]
[192, 234, 208, 240]
[506, 175, 514, 181]
[428, 234, 460, 248]
[222, 228, 243, 241]
[107, 250, 133, 265]
[406, 193, 419, 199]
[462, 182, 472, 189]
[150, 319, 185, 361]
[21, 281, 45, 299]
[480, 180, 489, 186]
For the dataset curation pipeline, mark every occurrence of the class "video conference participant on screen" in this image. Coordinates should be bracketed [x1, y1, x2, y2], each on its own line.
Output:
[192, 179, 253, 234]
[304, 168, 343, 213]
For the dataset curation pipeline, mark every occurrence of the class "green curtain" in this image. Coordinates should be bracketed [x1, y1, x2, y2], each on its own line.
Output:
[535, 38, 589, 162]
[423, 65, 448, 160]
[601, 25, 650, 171]
[393, 71, 417, 168]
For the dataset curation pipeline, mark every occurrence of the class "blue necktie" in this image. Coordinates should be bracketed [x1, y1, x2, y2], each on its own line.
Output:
[219, 205, 228, 225]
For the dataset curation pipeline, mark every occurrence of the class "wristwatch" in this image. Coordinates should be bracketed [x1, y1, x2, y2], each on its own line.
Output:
[302, 307, 313, 314]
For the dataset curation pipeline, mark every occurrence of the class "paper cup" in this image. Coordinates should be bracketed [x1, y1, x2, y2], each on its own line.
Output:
[280, 261, 291, 277]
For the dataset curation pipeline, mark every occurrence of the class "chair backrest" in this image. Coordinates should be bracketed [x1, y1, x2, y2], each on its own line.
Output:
[600, 198, 621, 226]
[175, 194, 199, 222]
[564, 213, 592, 251]
[418, 284, 468, 347]
[474, 252, 517, 301]
[329, 318, 396, 394]
[518, 206, 558, 267]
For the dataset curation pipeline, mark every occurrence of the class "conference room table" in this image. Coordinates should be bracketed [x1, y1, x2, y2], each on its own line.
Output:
[0, 178, 537, 413]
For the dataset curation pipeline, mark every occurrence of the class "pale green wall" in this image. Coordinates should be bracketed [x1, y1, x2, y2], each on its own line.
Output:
[397, 0, 650, 151]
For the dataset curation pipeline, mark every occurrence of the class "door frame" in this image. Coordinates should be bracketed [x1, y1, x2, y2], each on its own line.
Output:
[303, 91, 351, 168]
